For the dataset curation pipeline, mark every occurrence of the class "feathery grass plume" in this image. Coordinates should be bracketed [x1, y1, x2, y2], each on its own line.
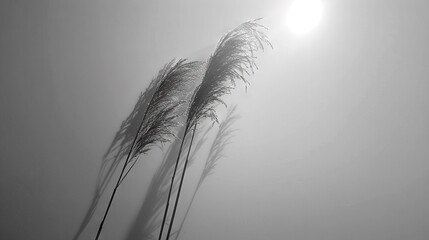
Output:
[186, 18, 272, 129]
[94, 58, 202, 240]
[173, 105, 239, 240]
[118, 60, 203, 184]
[163, 19, 272, 240]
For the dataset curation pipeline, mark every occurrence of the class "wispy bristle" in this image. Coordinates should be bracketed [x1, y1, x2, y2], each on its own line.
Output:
[186, 19, 272, 129]
[132, 59, 203, 159]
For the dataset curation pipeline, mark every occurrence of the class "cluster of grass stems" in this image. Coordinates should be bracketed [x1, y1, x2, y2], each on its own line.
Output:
[90, 19, 271, 240]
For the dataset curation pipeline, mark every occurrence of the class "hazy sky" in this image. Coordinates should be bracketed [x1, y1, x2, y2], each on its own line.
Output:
[1, 0, 429, 239]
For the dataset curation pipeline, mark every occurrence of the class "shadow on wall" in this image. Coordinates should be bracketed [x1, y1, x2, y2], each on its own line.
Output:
[72, 79, 161, 240]
[71, 75, 239, 240]
[173, 105, 239, 240]
[73, 58, 203, 240]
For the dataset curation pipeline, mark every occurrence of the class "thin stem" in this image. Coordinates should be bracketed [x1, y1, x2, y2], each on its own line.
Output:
[94, 110, 148, 240]
[118, 157, 138, 186]
[158, 125, 189, 240]
[165, 123, 197, 240]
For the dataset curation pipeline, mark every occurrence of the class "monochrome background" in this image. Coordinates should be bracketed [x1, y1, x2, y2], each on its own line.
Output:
[1, 0, 429, 239]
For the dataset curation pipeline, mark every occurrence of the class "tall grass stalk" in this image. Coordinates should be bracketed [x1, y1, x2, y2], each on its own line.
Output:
[94, 59, 201, 240]
[164, 123, 197, 239]
[164, 19, 272, 240]
[157, 123, 190, 240]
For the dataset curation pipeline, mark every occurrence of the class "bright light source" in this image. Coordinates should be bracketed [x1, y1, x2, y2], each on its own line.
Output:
[286, 0, 323, 34]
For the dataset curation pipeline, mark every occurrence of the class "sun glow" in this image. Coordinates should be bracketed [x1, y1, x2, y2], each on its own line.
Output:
[286, 0, 323, 34]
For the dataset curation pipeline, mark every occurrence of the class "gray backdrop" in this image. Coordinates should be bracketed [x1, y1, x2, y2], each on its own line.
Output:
[1, 0, 429, 239]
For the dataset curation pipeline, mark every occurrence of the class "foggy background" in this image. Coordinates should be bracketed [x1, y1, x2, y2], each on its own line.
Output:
[1, 0, 429, 239]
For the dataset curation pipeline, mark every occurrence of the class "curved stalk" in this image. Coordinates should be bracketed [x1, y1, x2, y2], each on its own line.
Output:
[165, 123, 197, 240]
[158, 125, 189, 240]
[94, 110, 148, 240]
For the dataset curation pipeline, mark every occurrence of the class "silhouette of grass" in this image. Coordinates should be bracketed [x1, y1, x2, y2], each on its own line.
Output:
[72, 59, 201, 240]
[94, 59, 202, 240]
[164, 19, 272, 240]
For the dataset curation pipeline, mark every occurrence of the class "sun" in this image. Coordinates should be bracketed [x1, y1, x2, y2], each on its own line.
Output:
[286, 0, 323, 34]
